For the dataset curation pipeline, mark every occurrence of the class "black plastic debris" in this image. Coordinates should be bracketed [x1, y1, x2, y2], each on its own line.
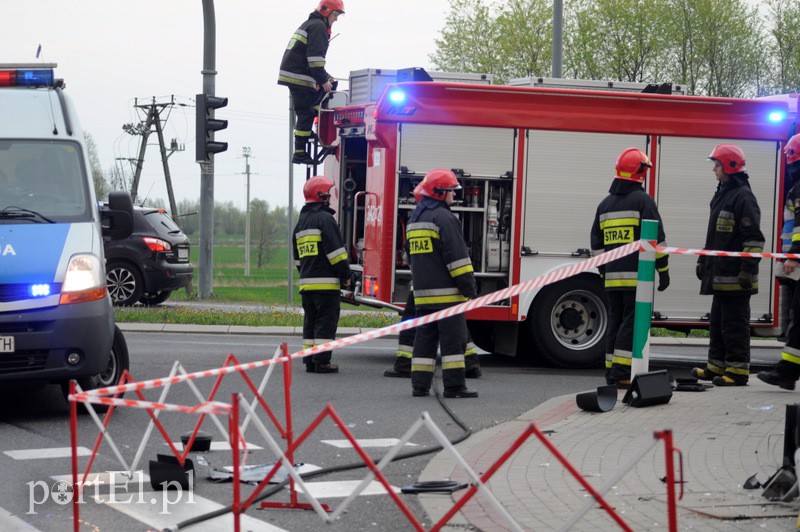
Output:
[743, 474, 761, 490]
[149, 454, 194, 490]
[181, 430, 212, 453]
[673, 377, 712, 392]
[576, 385, 617, 412]
[401, 480, 468, 494]
[200, 457, 302, 485]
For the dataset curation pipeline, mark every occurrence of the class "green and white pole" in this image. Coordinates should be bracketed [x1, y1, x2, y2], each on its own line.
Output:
[631, 219, 658, 378]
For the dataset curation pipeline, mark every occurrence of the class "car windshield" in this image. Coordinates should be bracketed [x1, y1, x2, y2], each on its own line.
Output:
[0, 140, 91, 222]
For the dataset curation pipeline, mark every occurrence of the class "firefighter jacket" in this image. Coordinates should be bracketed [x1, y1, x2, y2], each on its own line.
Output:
[590, 179, 668, 291]
[278, 12, 331, 91]
[406, 197, 477, 309]
[784, 182, 800, 254]
[293, 202, 351, 292]
[698, 172, 764, 295]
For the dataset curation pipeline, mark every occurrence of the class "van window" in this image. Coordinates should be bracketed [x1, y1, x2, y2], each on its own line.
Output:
[0, 140, 91, 222]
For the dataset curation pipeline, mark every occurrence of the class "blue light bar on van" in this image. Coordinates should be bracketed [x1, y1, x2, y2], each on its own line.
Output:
[29, 284, 52, 297]
[768, 110, 786, 123]
[0, 68, 55, 87]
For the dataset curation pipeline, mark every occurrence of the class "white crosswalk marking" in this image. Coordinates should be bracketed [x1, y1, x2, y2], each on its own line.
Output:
[322, 438, 418, 448]
[0, 507, 41, 531]
[296, 480, 401, 498]
[5, 447, 92, 460]
[168, 441, 263, 451]
[95, 493, 287, 531]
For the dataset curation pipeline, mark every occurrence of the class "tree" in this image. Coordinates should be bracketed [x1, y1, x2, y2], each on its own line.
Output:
[767, 0, 800, 94]
[566, 0, 673, 83]
[84, 133, 108, 200]
[250, 199, 286, 268]
[430, 0, 505, 80]
[493, 0, 553, 81]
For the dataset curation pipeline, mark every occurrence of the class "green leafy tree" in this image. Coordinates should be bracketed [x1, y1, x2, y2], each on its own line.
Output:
[250, 200, 286, 268]
[493, 0, 553, 81]
[767, 0, 800, 93]
[566, 0, 673, 83]
[430, 0, 504, 80]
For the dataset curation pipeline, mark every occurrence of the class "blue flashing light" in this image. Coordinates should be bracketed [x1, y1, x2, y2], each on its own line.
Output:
[768, 110, 786, 123]
[388, 90, 406, 104]
[30, 284, 51, 297]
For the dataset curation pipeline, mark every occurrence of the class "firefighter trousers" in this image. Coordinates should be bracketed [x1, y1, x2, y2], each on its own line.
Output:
[606, 290, 636, 382]
[393, 294, 479, 373]
[707, 294, 751, 377]
[290, 86, 327, 153]
[411, 308, 467, 391]
[301, 291, 340, 366]
[775, 282, 800, 378]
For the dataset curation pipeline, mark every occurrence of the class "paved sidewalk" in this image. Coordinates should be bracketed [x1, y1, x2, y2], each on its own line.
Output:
[420, 378, 800, 531]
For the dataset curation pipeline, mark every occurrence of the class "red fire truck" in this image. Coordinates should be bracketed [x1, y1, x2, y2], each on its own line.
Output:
[318, 68, 796, 368]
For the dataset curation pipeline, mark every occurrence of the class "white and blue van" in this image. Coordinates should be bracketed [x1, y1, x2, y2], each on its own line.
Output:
[0, 64, 133, 405]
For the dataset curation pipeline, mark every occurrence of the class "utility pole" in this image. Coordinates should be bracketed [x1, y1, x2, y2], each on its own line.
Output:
[552, 0, 563, 78]
[123, 96, 184, 220]
[241, 147, 252, 277]
[198, 0, 218, 299]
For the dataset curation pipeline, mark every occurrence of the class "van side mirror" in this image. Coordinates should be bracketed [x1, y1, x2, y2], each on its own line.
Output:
[101, 191, 134, 239]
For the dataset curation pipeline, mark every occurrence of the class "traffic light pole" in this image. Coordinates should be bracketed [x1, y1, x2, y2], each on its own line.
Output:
[199, 0, 217, 299]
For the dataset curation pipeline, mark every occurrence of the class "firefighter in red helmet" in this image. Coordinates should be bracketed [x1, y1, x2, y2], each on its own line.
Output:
[692, 144, 764, 386]
[759, 134, 800, 389]
[384, 176, 482, 380]
[279, 2, 345, 165]
[405, 169, 478, 398]
[590, 148, 669, 388]
[293, 176, 351, 373]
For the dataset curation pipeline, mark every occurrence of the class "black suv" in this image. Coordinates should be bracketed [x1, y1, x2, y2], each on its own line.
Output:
[103, 206, 193, 306]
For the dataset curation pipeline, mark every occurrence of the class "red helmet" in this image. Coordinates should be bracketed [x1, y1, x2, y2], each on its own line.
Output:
[317, 0, 345, 15]
[303, 175, 335, 203]
[786, 134, 800, 165]
[614, 148, 652, 183]
[412, 178, 426, 202]
[708, 144, 746, 174]
[419, 169, 461, 200]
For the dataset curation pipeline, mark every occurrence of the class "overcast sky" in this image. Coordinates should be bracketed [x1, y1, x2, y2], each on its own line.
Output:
[2, 1, 450, 210]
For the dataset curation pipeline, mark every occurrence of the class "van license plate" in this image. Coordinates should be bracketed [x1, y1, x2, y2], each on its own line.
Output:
[0, 336, 14, 353]
[178, 249, 189, 261]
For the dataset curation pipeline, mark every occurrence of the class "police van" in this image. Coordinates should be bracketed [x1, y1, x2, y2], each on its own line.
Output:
[0, 64, 133, 406]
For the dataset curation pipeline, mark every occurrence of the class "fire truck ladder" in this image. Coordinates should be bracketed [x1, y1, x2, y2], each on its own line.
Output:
[301, 89, 348, 179]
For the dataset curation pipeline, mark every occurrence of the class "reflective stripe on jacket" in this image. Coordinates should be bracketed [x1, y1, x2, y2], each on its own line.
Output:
[293, 203, 351, 292]
[407, 197, 477, 309]
[698, 173, 764, 295]
[278, 12, 330, 90]
[590, 180, 668, 291]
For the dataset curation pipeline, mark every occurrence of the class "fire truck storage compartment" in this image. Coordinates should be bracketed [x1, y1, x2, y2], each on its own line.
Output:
[349, 68, 493, 105]
[337, 134, 369, 264]
[394, 123, 515, 304]
[653, 136, 778, 327]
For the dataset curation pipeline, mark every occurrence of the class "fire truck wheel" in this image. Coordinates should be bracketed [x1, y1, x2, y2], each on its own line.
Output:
[528, 274, 607, 369]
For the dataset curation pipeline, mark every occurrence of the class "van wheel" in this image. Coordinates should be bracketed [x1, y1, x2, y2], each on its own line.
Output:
[107, 260, 143, 306]
[61, 325, 130, 414]
[528, 274, 607, 368]
[140, 290, 172, 306]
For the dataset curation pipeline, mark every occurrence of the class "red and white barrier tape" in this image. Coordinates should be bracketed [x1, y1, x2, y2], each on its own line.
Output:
[657, 245, 800, 261]
[78, 240, 639, 403]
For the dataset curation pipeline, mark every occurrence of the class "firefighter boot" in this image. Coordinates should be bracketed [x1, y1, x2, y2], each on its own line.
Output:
[443, 386, 479, 398]
[412, 387, 430, 397]
[384, 369, 411, 378]
[691, 366, 723, 381]
[292, 135, 315, 165]
[314, 363, 339, 374]
[757, 361, 799, 390]
[712, 372, 748, 387]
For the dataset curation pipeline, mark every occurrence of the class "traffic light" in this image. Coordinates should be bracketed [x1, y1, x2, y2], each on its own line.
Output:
[195, 93, 228, 162]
